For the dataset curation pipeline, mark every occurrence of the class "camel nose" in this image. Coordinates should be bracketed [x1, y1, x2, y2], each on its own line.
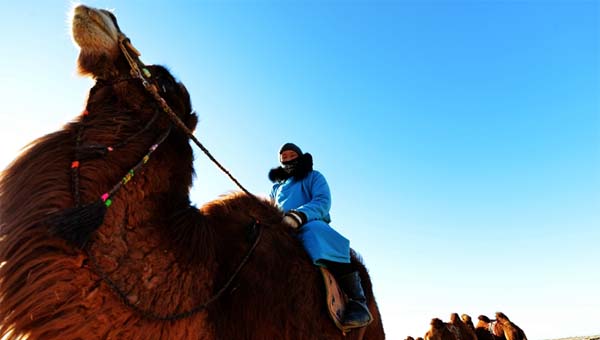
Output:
[73, 4, 94, 20]
[73, 5, 88, 15]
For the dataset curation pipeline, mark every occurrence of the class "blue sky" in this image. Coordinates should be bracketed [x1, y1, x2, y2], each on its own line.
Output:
[1, 1, 598, 339]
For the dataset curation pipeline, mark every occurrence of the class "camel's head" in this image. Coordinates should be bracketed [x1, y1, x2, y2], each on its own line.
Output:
[461, 314, 474, 329]
[478, 315, 491, 324]
[476, 315, 491, 329]
[424, 318, 449, 340]
[71, 4, 127, 79]
[70, 4, 197, 130]
[495, 312, 510, 324]
[449, 313, 461, 325]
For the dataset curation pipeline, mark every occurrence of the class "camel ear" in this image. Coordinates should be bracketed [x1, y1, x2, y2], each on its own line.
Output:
[186, 112, 198, 131]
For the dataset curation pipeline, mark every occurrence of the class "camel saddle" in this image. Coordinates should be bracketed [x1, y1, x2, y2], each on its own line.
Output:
[319, 267, 367, 337]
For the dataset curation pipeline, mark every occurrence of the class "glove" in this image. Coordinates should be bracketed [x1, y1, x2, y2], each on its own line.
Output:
[282, 211, 305, 229]
[282, 215, 300, 229]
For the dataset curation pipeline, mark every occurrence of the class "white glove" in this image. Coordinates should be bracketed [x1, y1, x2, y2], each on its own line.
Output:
[282, 215, 300, 229]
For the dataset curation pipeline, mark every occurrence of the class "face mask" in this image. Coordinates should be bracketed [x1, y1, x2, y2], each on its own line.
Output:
[281, 159, 299, 174]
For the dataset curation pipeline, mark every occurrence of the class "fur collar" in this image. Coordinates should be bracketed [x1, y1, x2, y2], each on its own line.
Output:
[268, 153, 313, 183]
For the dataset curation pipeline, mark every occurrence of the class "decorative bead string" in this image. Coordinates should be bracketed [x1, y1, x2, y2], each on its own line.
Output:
[71, 126, 172, 209]
[101, 127, 170, 207]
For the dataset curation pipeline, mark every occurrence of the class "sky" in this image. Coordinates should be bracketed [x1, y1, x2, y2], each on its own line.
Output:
[0, 1, 598, 339]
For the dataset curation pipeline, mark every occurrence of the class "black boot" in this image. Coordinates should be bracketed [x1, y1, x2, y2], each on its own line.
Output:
[338, 271, 373, 329]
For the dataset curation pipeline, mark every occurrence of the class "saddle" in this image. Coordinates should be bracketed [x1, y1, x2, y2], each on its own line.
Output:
[319, 267, 367, 337]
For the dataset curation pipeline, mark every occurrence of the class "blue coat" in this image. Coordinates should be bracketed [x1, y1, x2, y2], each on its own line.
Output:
[270, 170, 350, 265]
[270, 170, 332, 223]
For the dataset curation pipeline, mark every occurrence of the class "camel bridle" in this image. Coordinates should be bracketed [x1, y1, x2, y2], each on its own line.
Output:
[58, 34, 265, 321]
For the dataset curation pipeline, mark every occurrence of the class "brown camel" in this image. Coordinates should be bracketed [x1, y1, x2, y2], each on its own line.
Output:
[424, 313, 478, 340]
[424, 318, 459, 340]
[0, 5, 384, 340]
[495, 312, 527, 340]
[476, 312, 528, 340]
[449, 313, 478, 340]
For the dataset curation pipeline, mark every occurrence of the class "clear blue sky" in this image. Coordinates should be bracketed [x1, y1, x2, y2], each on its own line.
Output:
[1, 1, 598, 339]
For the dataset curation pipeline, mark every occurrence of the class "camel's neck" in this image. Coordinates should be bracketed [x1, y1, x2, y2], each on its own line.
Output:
[78, 101, 193, 215]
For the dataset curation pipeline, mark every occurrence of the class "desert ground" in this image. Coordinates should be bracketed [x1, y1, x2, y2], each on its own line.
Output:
[546, 336, 600, 340]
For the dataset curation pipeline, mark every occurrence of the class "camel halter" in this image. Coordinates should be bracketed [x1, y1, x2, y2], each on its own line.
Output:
[50, 34, 264, 321]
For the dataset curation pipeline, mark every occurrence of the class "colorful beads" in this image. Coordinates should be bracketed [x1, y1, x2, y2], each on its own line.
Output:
[142, 68, 152, 78]
[71, 161, 80, 169]
[104, 199, 112, 207]
[101, 193, 110, 202]
[122, 170, 135, 184]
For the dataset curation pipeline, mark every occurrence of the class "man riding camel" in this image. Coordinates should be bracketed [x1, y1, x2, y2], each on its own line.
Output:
[268, 142, 373, 329]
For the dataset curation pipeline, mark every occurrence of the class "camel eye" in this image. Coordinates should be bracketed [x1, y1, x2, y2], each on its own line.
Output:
[102, 10, 120, 31]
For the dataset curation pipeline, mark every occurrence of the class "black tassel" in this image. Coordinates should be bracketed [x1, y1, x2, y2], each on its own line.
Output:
[48, 199, 107, 248]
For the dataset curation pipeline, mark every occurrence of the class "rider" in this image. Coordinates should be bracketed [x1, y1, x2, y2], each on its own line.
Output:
[268, 142, 372, 329]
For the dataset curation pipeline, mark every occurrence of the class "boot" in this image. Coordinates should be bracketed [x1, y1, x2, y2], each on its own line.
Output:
[338, 271, 373, 329]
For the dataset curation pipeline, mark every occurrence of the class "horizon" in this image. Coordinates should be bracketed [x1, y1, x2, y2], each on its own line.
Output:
[1, 1, 599, 339]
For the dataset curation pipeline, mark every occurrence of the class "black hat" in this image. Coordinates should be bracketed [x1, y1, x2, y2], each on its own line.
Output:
[279, 143, 302, 156]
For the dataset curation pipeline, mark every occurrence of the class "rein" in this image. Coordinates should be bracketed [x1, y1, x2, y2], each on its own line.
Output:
[57, 34, 266, 321]
[118, 35, 256, 198]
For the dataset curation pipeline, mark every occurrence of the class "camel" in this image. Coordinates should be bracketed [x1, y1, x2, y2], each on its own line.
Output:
[424, 318, 459, 340]
[424, 313, 477, 340]
[453, 313, 477, 340]
[476, 312, 526, 340]
[0, 5, 384, 340]
[495, 312, 527, 340]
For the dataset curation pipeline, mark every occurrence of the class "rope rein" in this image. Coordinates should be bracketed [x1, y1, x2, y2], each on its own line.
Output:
[118, 36, 256, 198]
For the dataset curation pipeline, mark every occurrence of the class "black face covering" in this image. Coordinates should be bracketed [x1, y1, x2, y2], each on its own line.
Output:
[281, 159, 299, 174]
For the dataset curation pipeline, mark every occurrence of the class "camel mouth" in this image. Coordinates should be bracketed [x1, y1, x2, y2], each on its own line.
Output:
[71, 5, 120, 55]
